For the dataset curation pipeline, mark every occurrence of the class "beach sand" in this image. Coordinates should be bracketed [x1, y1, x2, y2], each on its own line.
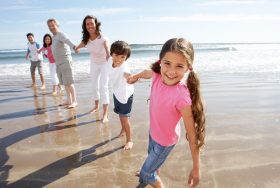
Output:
[1, 73, 280, 188]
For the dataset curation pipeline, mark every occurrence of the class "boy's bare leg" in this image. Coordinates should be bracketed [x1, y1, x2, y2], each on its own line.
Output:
[101, 104, 109, 123]
[39, 73, 45, 89]
[90, 100, 99, 113]
[120, 116, 133, 150]
[31, 73, 36, 87]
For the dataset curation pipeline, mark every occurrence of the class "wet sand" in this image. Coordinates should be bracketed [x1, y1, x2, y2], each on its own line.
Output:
[1, 73, 280, 188]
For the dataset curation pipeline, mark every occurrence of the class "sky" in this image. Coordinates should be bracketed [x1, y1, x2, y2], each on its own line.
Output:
[0, 0, 280, 49]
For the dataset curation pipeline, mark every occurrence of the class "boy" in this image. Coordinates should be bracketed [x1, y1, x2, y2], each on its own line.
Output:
[25, 33, 45, 89]
[109, 41, 134, 150]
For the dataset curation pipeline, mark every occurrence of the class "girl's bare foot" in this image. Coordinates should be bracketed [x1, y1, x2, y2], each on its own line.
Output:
[124, 141, 133, 150]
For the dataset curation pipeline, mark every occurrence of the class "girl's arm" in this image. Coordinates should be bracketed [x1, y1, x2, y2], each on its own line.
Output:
[75, 41, 85, 54]
[37, 47, 45, 53]
[127, 69, 153, 84]
[180, 106, 200, 187]
[103, 40, 110, 60]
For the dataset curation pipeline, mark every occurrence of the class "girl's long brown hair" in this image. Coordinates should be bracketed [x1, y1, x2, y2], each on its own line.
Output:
[151, 38, 206, 149]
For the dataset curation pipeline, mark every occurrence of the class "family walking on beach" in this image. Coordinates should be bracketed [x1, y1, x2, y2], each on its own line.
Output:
[25, 15, 206, 188]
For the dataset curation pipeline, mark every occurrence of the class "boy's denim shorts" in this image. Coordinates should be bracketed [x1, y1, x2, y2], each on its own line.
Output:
[113, 94, 133, 117]
[138, 135, 175, 186]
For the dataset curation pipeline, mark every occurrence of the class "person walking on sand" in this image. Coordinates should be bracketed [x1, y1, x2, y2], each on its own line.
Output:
[25, 33, 46, 89]
[47, 18, 78, 109]
[108, 41, 134, 150]
[75, 15, 110, 123]
[38, 33, 63, 95]
[128, 38, 206, 188]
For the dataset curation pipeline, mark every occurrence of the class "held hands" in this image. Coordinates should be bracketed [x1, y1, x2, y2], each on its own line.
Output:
[188, 168, 200, 187]
[127, 74, 139, 84]
[74, 46, 80, 54]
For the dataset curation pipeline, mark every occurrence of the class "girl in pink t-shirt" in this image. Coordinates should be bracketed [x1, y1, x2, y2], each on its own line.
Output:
[38, 34, 62, 95]
[128, 38, 206, 187]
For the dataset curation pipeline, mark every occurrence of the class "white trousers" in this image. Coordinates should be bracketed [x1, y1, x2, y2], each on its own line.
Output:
[49, 63, 59, 85]
[90, 62, 110, 104]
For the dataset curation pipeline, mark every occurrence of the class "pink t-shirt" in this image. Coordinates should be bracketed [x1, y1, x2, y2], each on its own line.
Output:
[149, 73, 192, 146]
[42, 46, 55, 64]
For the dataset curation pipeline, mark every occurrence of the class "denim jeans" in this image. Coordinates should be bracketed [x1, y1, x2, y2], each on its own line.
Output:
[138, 135, 175, 186]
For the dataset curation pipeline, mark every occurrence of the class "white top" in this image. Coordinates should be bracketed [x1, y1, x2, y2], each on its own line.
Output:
[27, 42, 43, 61]
[108, 58, 134, 104]
[85, 34, 108, 64]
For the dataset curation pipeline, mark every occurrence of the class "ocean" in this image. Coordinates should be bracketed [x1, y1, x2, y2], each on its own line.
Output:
[0, 43, 280, 83]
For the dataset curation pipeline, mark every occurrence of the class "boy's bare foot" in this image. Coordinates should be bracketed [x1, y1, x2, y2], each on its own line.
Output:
[118, 130, 125, 137]
[124, 141, 133, 150]
[90, 106, 99, 113]
[52, 91, 57, 96]
[67, 102, 78, 109]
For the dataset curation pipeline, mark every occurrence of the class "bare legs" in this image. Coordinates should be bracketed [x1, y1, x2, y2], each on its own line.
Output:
[30, 73, 45, 88]
[120, 116, 133, 150]
[90, 100, 100, 113]
[90, 100, 109, 123]
[61, 84, 77, 108]
[39, 73, 45, 89]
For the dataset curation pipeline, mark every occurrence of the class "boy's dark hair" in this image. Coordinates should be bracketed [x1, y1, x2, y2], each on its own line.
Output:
[26, 33, 34, 37]
[110, 41, 131, 60]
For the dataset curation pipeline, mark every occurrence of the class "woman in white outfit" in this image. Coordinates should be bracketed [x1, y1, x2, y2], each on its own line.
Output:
[76, 15, 110, 123]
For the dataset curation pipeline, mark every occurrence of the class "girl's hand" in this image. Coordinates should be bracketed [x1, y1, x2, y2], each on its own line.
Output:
[188, 168, 200, 187]
[127, 75, 139, 84]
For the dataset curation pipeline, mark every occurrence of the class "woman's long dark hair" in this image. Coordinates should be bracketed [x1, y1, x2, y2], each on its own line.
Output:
[81, 15, 101, 45]
[151, 38, 206, 149]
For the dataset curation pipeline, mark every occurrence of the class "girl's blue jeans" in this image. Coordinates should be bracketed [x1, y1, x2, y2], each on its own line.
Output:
[138, 135, 175, 186]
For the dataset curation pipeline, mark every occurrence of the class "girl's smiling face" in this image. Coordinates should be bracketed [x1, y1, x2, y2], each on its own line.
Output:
[160, 52, 189, 86]
[45, 36, 51, 46]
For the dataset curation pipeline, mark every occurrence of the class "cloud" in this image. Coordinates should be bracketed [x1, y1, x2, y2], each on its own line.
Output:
[197, 0, 263, 6]
[0, 5, 39, 11]
[136, 14, 280, 22]
[28, 7, 133, 15]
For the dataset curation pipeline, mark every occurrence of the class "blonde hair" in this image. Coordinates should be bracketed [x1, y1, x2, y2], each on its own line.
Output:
[151, 38, 206, 149]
